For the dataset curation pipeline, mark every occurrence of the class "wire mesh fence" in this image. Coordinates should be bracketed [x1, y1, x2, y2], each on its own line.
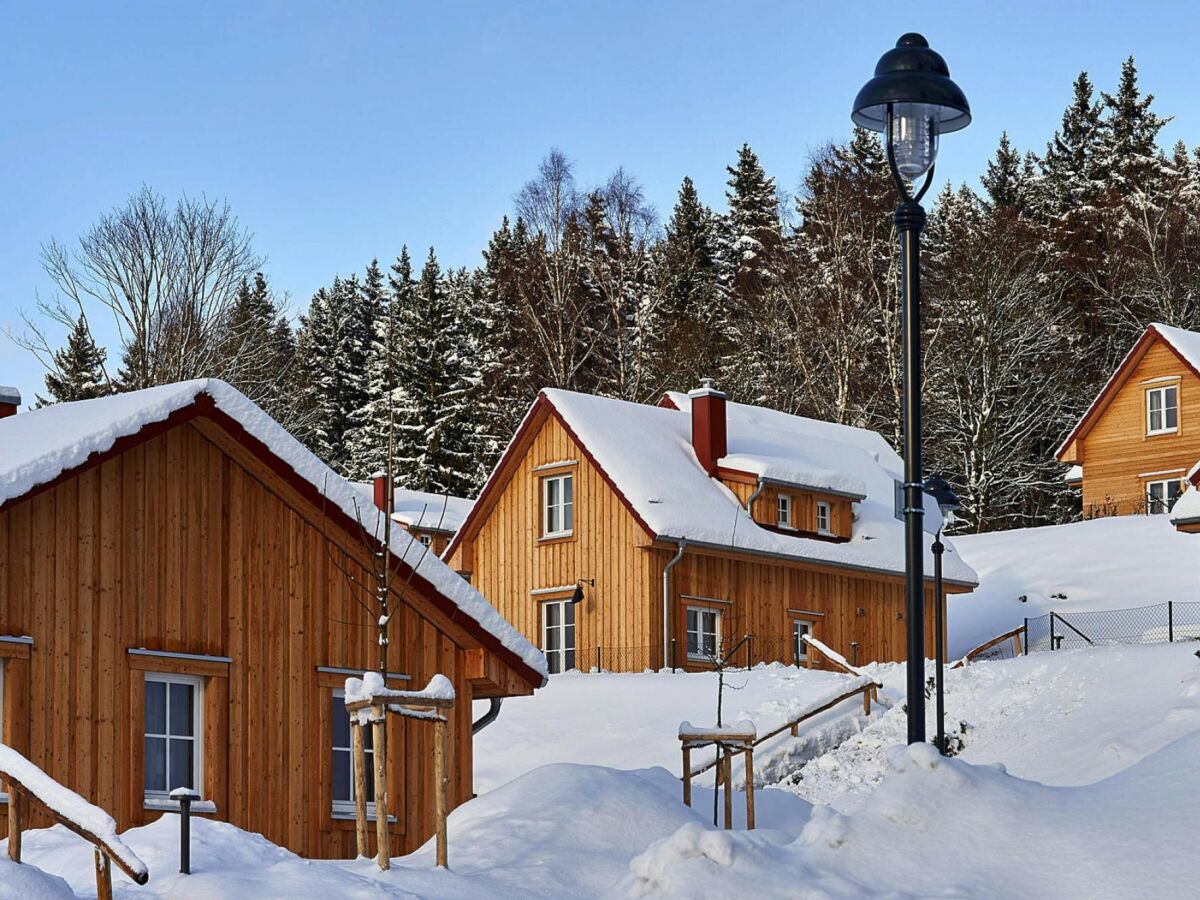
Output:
[1024, 601, 1200, 653]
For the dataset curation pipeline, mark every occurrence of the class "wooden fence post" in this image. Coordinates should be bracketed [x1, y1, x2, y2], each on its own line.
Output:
[863, 686, 871, 716]
[7, 788, 22, 862]
[94, 849, 113, 900]
[681, 745, 692, 806]
[722, 748, 733, 830]
[744, 746, 755, 831]
[434, 715, 449, 869]
[351, 720, 369, 858]
[371, 706, 390, 870]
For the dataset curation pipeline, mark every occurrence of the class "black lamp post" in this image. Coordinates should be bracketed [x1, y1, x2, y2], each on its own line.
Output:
[924, 474, 960, 754]
[853, 33, 970, 745]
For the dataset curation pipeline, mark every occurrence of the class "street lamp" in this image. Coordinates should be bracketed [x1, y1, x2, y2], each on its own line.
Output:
[853, 33, 970, 745]
[924, 474, 960, 754]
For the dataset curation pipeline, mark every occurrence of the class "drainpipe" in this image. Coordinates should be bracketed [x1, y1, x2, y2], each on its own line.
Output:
[746, 478, 766, 515]
[471, 698, 503, 735]
[663, 540, 687, 669]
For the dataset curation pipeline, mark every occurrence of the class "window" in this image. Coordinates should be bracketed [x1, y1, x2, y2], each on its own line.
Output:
[776, 494, 793, 528]
[417, 533, 433, 548]
[144, 673, 203, 799]
[542, 474, 574, 538]
[792, 620, 812, 664]
[1146, 478, 1184, 514]
[331, 690, 375, 817]
[542, 599, 576, 674]
[1147, 385, 1179, 435]
[686, 606, 720, 661]
[815, 501, 832, 535]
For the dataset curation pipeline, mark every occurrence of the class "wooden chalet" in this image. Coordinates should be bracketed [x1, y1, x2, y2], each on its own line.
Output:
[0, 380, 545, 860]
[1057, 323, 1200, 517]
[446, 382, 977, 674]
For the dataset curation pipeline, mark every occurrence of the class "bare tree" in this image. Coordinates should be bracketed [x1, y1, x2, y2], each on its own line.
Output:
[25, 186, 263, 390]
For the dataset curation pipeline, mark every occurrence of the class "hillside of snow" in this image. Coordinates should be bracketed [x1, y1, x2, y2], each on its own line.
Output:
[950, 515, 1200, 656]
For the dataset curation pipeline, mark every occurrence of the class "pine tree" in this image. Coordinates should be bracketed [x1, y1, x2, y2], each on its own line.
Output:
[39, 315, 110, 405]
[1098, 57, 1172, 193]
[218, 273, 296, 419]
[1040, 71, 1106, 219]
[722, 144, 783, 302]
[982, 132, 1038, 215]
[392, 249, 476, 496]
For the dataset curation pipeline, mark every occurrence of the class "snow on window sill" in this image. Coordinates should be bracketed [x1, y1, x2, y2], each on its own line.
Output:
[144, 796, 217, 814]
[332, 810, 397, 824]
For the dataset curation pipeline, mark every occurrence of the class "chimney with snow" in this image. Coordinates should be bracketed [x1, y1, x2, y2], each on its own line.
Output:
[0, 386, 20, 419]
[372, 472, 390, 513]
[689, 378, 727, 476]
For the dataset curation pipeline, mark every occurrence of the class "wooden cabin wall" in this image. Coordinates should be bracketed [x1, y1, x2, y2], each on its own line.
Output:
[453, 415, 661, 664]
[1079, 341, 1200, 514]
[0, 420, 489, 859]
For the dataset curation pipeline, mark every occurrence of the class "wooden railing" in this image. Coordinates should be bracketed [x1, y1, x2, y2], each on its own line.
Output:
[2, 745, 148, 898]
[951, 626, 1025, 669]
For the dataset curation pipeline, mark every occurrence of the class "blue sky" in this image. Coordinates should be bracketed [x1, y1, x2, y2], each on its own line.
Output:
[3, 0, 1200, 404]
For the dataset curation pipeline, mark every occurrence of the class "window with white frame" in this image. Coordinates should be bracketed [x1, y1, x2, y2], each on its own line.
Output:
[143, 673, 203, 799]
[1146, 385, 1179, 435]
[1146, 478, 1184, 514]
[331, 689, 375, 817]
[686, 606, 720, 661]
[815, 501, 832, 535]
[417, 533, 433, 548]
[542, 598, 576, 674]
[792, 620, 812, 664]
[776, 494, 793, 528]
[542, 473, 574, 538]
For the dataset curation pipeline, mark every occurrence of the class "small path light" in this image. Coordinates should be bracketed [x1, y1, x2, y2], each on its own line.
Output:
[852, 33, 971, 745]
[171, 787, 201, 874]
[924, 474, 961, 754]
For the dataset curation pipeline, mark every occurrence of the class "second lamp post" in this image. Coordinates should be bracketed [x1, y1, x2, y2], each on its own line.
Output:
[852, 33, 970, 745]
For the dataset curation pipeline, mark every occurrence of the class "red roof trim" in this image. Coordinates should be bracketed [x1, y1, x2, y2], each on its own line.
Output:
[1055, 325, 1200, 462]
[1, 392, 544, 691]
[658, 392, 682, 411]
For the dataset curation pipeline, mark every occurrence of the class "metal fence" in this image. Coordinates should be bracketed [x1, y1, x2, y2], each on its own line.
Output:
[1024, 601, 1200, 653]
[567, 633, 801, 674]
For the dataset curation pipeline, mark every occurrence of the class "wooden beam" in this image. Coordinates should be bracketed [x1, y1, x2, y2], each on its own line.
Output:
[351, 722, 368, 859]
[372, 708, 390, 870]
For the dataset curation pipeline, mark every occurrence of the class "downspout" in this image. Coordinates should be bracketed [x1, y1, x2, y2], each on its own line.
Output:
[471, 697, 503, 735]
[662, 540, 687, 669]
[746, 478, 766, 515]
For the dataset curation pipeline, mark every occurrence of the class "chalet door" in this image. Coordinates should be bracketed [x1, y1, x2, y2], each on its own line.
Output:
[542, 599, 576, 674]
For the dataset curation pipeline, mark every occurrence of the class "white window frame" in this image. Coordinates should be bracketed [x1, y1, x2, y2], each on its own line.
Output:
[417, 533, 433, 548]
[815, 501, 832, 535]
[1146, 385, 1179, 436]
[331, 688, 377, 819]
[686, 606, 721, 662]
[776, 494, 793, 529]
[143, 672, 204, 801]
[792, 620, 813, 664]
[541, 473, 575, 539]
[542, 598, 576, 674]
[1146, 478, 1184, 514]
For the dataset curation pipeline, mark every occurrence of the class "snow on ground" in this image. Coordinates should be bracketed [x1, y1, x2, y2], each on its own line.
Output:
[472, 665, 876, 792]
[950, 515, 1200, 656]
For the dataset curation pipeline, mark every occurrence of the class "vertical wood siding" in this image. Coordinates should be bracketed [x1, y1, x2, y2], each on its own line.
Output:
[0, 420, 505, 859]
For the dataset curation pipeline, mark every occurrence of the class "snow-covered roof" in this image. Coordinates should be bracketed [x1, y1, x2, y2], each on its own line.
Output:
[347, 483, 474, 533]
[540, 388, 976, 585]
[1171, 484, 1200, 525]
[0, 379, 547, 682]
[1063, 464, 1083, 484]
[0, 385, 19, 405]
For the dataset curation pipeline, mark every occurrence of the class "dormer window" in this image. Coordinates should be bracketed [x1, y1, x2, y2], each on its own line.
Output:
[815, 501, 832, 535]
[776, 494, 793, 529]
[1147, 385, 1179, 435]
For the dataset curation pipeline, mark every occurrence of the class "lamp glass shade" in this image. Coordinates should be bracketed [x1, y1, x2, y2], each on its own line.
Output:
[891, 103, 939, 178]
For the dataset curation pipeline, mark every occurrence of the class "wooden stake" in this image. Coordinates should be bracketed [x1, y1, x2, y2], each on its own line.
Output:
[434, 715, 449, 868]
[351, 721, 369, 858]
[94, 849, 113, 900]
[372, 707, 390, 870]
[722, 748, 733, 830]
[681, 746, 692, 807]
[863, 686, 871, 716]
[7, 788, 22, 862]
[744, 747, 755, 831]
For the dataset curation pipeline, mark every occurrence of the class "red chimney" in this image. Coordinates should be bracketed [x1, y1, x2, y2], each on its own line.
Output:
[0, 386, 20, 420]
[372, 473, 390, 513]
[689, 378, 727, 476]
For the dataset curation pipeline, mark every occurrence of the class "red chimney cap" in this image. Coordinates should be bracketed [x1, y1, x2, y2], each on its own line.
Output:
[687, 377, 726, 399]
